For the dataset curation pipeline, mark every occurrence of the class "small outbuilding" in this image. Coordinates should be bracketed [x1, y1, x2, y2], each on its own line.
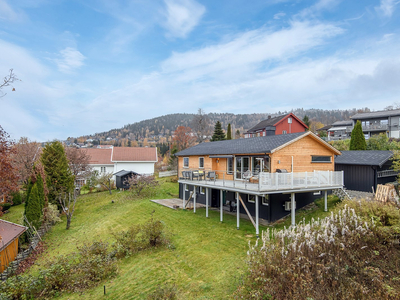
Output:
[114, 170, 139, 189]
[335, 150, 398, 192]
[0, 220, 27, 272]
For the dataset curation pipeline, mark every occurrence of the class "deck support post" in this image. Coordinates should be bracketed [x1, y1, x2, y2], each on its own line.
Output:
[183, 184, 186, 209]
[193, 186, 196, 213]
[220, 189, 223, 222]
[236, 192, 240, 230]
[256, 195, 259, 237]
[324, 190, 328, 212]
[205, 188, 208, 217]
[291, 192, 295, 227]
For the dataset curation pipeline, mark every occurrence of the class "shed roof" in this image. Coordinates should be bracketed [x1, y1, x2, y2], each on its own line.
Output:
[0, 220, 26, 251]
[335, 150, 393, 167]
[351, 109, 400, 120]
[114, 170, 139, 177]
[176, 131, 340, 156]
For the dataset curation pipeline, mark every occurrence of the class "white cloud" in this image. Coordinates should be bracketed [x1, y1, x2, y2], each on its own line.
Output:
[54, 47, 85, 73]
[0, 0, 25, 22]
[163, 0, 205, 38]
[375, 0, 399, 17]
[297, 0, 341, 19]
[273, 12, 286, 20]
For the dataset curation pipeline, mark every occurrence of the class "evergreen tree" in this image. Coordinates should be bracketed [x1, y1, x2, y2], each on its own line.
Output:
[41, 141, 75, 207]
[226, 123, 232, 140]
[211, 121, 226, 141]
[36, 173, 46, 212]
[235, 129, 241, 139]
[302, 115, 310, 130]
[24, 183, 42, 229]
[350, 121, 366, 150]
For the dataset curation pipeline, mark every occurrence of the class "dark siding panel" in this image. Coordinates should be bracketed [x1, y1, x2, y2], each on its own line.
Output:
[335, 164, 375, 192]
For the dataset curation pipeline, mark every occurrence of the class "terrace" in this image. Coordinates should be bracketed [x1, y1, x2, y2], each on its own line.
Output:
[178, 169, 344, 195]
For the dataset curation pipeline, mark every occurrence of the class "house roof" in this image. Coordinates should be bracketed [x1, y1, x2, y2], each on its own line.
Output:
[317, 124, 331, 131]
[335, 150, 393, 167]
[84, 147, 157, 164]
[112, 147, 157, 162]
[351, 109, 400, 120]
[85, 148, 113, 165]
[331, 120, 353, 126]
[246, 113, 308, 134]
[0, 220, 27, 251]
[176, 131, 340, 156]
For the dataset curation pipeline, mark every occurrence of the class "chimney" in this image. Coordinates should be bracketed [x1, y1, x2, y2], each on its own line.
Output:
[268, 115, 271, 119]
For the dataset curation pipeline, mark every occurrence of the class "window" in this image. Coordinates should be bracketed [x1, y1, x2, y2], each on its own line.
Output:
[282, 130, 287, 134]
[261, 195, 269, 206]
[288, 117, 292, 124]
[200, 187, 206, 194]
[227, 157, 233, 174]
[101, 167, 106, 173]
[313, 191, 321, 195]
[311, 156, 331, 163]
[248, 195, 255, 203]
[183, 157, 189, 168]
[199, 157, 204, 168]
[185, 185, 189, 191]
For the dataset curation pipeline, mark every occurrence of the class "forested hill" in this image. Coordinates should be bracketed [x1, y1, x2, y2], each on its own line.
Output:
[70, 108, 367, 146]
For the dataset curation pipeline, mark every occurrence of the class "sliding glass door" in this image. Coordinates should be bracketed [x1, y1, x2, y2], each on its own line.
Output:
[235, 157, 249, 179]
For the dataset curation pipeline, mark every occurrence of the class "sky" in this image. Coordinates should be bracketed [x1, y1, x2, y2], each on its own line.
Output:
[0, 0, 400, 142]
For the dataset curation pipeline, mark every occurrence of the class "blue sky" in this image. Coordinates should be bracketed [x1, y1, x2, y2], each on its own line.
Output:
[0, 0, 400, 141]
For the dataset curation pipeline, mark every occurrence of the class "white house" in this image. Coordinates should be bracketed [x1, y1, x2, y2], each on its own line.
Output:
[85, 146, 157, 176]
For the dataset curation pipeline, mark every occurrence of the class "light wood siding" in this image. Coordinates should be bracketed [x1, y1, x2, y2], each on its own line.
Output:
[271, 135, 335, 173]
[0, 239, 19, 273]
[178, 156, 234, 180]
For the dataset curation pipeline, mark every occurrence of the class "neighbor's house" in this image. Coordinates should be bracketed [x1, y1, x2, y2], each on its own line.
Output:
[244, 113, 308, 138]
[335, 150, 398, 193]
[176, 131, 343, 234]
[326, 120, 353, 141]
[0, 220, 27, 273]
[85, 146, 158, 177]
[351, 109, 400, 139]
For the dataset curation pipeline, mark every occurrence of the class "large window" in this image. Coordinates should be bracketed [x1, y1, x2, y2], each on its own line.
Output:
[199, 157, 204, 168]
[227, 157, 233, 174]
[311, 156, 331, 163]
[183, 157, 189, 168]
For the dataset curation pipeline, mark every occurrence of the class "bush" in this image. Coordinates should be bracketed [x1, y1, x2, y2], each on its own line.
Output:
[113, 215, 170, 258]
[10, 191, 22, 206]
[0, 203, 12, 212]
[235, 202, 400, 299]
[147, 284, 177, 300]
[43, 203, 62, 225]
[126, 175, 160, 198]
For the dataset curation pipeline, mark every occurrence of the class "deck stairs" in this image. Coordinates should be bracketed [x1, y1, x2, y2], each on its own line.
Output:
[333, 187, 352, 201]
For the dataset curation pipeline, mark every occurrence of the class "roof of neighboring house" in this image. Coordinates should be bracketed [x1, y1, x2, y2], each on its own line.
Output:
[112, 147, 157, 162]
[176, 131, 340, 156]
[114, 170, 139, 177]
[84, 147, 157, 164]
[246, 113, 308, 134]
[351, 109, 400, 120]
[317, 124, 331, 131]
[335, 150, 393, 167]
[331, 120, 353, 126]
[85, 148, 113, 165]
[0, 220, 27, 251]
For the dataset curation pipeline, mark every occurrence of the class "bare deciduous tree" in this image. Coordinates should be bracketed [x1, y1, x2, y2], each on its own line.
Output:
[12, 137, 41, 186]
[0, 126, 19, 199]
[65, 147, 92, 179]
[1, 69, 20, 97]
[96, 172, 114, 195]
[125, 174, 159, 197]
[59, 191, 78, 230]
[191, 108, 211, 143]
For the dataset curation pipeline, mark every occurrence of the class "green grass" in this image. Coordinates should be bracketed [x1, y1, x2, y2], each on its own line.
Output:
[1, 179, 342, 300]
[1, 204, 24, 225]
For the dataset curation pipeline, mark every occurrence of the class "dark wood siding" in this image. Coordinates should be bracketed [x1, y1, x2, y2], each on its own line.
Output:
[335, 164, 375, 192]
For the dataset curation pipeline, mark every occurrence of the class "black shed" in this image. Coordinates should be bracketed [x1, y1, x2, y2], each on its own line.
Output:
[114, 170, 139, 189]
[335, 151, 397, 192]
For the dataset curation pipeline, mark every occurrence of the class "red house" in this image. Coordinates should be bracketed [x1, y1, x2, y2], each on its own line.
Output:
[245, 113, 308, 138]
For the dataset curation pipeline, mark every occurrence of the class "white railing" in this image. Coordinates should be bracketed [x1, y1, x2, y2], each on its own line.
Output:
[377, 170, 398, 178]
[179, 169, 343, 192]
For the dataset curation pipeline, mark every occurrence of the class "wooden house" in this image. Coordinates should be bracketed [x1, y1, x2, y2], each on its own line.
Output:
[0, 220, 27, 273]
[335, 150, 398, 193]
[175, 131, 343, 234]
[244, 113, 308, 138]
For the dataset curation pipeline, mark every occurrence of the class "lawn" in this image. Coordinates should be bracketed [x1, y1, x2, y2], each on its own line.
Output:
[2, 179, 340, 299]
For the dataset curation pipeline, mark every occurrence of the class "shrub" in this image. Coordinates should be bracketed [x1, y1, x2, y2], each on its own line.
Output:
[235, 203, 400, 299]
[0, 203, 12, 212]
[113, 215, 170, 258]
[10, 191, 22, 206]
[147, 284, 177, 300]
[43, 203, 62, 225]
[126, 175, 160, 198]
